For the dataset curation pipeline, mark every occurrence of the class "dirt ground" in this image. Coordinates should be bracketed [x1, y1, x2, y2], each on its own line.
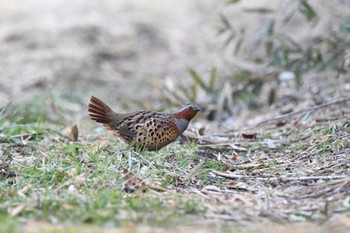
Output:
[1, 0, 349, 232]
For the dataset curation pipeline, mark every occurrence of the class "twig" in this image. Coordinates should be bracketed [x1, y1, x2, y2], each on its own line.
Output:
[190, 187, 210, 199]
[212, 170, 348, 182]
[184, 160, 205, 185]
[198, 143, 247, 151]
[133, 151, 157, 169]
[226, 163, 268, 171]
[332, 133, 350, 142]
[46, 129, 71, 141]
[148, 183, 168, 192]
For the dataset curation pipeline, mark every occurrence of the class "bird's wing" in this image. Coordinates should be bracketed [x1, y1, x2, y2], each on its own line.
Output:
[116, 111, 155, 138]
[143, 114, 170, 130]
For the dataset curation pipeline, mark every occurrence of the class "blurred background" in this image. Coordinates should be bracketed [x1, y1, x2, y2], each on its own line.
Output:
[1, 0, 349, 130]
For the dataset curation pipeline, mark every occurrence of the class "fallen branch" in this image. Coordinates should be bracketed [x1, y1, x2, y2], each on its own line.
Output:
[212, 170, 348, 182]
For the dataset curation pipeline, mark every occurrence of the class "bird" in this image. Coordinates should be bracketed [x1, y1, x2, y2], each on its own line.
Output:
[88, 96, 201, 151]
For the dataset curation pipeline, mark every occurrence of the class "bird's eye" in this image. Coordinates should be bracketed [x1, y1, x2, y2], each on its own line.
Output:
[188, 106, 193, 110]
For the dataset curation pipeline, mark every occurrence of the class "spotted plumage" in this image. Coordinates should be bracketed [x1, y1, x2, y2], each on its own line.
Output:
[88, 96, 201, 151]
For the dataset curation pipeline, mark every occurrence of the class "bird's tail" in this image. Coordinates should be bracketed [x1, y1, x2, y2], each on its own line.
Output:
[88, 96, 115, 124]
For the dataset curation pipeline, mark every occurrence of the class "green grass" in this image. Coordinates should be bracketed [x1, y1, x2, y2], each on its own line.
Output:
[0, 125, 208, 231]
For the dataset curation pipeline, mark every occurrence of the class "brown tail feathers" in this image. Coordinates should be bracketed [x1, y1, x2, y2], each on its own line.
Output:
[88, 96, 114, 124]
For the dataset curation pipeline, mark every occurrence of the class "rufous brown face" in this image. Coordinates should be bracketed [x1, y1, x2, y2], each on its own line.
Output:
[173, 103, 201, 121]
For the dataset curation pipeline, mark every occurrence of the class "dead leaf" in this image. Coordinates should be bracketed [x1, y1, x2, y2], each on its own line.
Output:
[67, 185, 76, 193]
[92, 140, 107, 152]
[176, 176, 186, 186]
[197, 127, 205, 136]
[67, 168, 77, 177]
[67, 168, 86, 184]
[232, 151, 238, 160]
[123, 168, 148, 192]
[311, 134, 329, 143]
[0, 162, 15, 178]
[242, 132, 256, 139]
[294, 121, 303, 128]
[279, 108, 293, 115]
[74, 173, 86, 184]
[62, 203, 74, 210]
[264, 139, 277, 148]
[276, 120, 287, 127]
[70, 124, 79, 141]
[17, 184, 32, 198]
[202, 185, 221, 193]
[10, 204, 26, 216]
[228, 144, 247, 152]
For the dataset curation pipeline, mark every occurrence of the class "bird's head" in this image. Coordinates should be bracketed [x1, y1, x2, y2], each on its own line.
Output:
[172, 103, 201, 121]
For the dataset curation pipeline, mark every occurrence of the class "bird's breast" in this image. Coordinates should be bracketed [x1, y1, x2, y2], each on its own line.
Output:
[173, 118, 189, 134]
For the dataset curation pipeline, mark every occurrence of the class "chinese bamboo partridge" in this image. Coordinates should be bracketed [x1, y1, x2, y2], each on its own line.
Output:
[88, 96, 201, 151]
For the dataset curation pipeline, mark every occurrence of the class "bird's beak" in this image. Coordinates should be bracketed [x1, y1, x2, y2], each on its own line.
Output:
[194, 104, 201, 112]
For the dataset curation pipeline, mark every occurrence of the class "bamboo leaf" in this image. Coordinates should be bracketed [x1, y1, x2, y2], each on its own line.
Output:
[209, 67, 216, 91]
[282, 0, 298, 24]
[268, 88, 276, 105]
[219, 13, 232, 29]
[224, 33, 235, 48]
[275, 34, 303, 52]
[250, 19, 274, 57]
[267, 19, 275, 36]
[226, 0, 241, 5]
[191, 83, 197, 102]
[234, 36, 244, 55]
[178, 85, 192, 100]
[189, 69, 209, 91]
[243, 8, 274, 14]
[300, 0, 317, 21]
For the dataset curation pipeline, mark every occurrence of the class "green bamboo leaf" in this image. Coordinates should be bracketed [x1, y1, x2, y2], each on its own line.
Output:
[244, 8, 274, 14]
[226, 0, 241, 5]
[266, 40, 273, 55]
[250, 19, 274, 58]
[224, 33, 235, 48]
[209, 67, 216, 91]
[190, 83, 197, 102]
[282, 0, 298, 24]
[340, 17, 350, 33]
[189, 69, 209, 91]
[178, 85, 192, 100]
[268, 88, 276, 105]
[234, 36, 244, 55]
[300, 0, 317, 21]
[295, 68, 302, 90]
[275, 34, 303, 51]
[219, 13, 232, 29]
[217, 27, 227, 36]
[267, 19, 275, 36]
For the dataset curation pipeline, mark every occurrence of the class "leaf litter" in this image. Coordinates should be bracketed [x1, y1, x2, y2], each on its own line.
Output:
[181, 96, 350, 225]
